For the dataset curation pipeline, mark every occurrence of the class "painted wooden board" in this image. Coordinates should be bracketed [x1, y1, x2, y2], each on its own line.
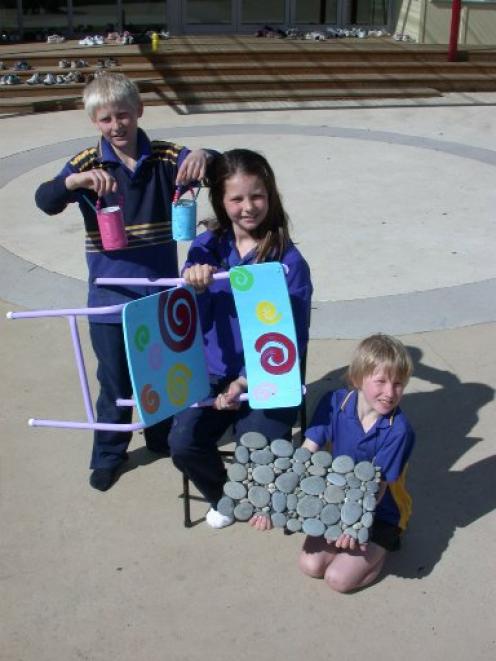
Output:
[230, 263, 302, 409]
[122, 286, 209, 427]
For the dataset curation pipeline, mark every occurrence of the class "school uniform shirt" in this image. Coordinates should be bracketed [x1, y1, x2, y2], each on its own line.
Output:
[306, 388, 415, 530]
[183, 228, 313, 380]
[35, 128, 202, 322]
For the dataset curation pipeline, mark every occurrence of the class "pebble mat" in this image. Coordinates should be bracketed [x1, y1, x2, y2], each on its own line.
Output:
[217, 432, 380, 540]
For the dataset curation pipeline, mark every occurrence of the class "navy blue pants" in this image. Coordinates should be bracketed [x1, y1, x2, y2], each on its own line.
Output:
[169, 377, 298, 507]
[89, 322, 172, 470]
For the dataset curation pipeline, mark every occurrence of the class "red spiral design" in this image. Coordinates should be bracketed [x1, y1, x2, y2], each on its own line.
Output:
[158, 288, 197, 352]
[254, 332, 296, 375]
[141, 384, 160, 414]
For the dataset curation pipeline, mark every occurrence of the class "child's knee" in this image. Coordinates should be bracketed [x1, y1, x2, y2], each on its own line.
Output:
[324, 566, 357, 593]
[298, 552, 325, 578]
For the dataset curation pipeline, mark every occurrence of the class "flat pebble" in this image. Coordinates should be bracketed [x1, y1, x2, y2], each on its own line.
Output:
[227, 463, 247, 482]
[366, 481, 380, 494]
[293, 447, 311, 462]
[361, 511, 374, 528]
[240, 431, 268, 450]
[286, 494, 298, 511]
[346, 473, 362, 488]
[234, 501, 254, 521]
[291, 461, 306, 476]
[326, 472, 347, 487]
[358, 527, 369, 544]
[324, 525, 342, 541]
[343, 527, 358, 539]
[271, 512, 287, 528]
[217, 496, 234, 516]
[303, 518, 326, 537]
[312, 450, 332, 468]
[320, 503, 341, 526]
[297, 495, 323, 518]
[274, 457, 291, 470]
[324, 485, 345, 504]
[275, 471, 300, 494]
[341, 501, 363, 525]
[354, 461, 376, 481]
[332, 455, 355, 473]
[270, 438, 294, 457]
[308, 465, 327, 477]
[251, 448, 274, 465]
[235, 445, 249, 464]
[252, 465, 275, 485]
[223, 481, 247, 500]
[272, 491, 287, 513]
[346, 488, 363, 502]
[300, 476, 326, 496]
[363, 494, 377, 512]
[286, 518, 302, 533]
[248, 485, 271, 508]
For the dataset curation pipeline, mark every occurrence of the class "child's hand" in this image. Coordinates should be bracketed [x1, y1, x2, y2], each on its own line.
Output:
[249, 513, 273, 531]
[214, 377, 247, 411]
[183, 264, 217, 292]
[176, 149, 210, 185]
[332, 533, 367, 553]
[65, 170, 117, 197]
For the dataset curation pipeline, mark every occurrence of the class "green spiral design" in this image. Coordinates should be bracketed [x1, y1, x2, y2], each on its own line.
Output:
[229, 267, 254, 292]
[134, 324, 150, 351]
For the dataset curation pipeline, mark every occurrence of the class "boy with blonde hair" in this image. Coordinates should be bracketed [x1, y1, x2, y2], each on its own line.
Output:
[35, 72, 215, 491]
[298, 334, 415, 592]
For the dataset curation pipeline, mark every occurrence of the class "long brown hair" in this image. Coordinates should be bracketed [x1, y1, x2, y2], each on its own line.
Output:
[206, 149, 291, 262]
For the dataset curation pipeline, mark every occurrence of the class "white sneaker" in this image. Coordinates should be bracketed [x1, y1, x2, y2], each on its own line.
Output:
[206, 508, 234, 529]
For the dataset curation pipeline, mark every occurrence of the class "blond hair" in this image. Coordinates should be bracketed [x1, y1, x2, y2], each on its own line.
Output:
[83, 72, 141, 119]
[346, 334, 413, 389]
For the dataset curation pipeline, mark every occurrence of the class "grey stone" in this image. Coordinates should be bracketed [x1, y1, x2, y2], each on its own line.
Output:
[320, 504, 341, 526]
[366, 481, 380, 494]
[270, 438, 294, 458]
[227, 463, 248, 482]
[223, 481, 247, 500]
[286, 494, 298, 511]
[217, 496, 235, 517]
[358, 527, 369, 544]
[252, 465, 275, 485]
[300, 476, 326, 496]
[275, 472, 300, 494]
[327, 472, 347, 487]
[291, 461, 306, 476]
[240, 431, 268, 450]
[354, 461, 376, 481]
[248, 485, 271, 508]
[324, 525, 342, 541]
[363, 494, 377, 512]
[272, 491, 287, 513]
[303, 518, 326, 537]
[343, 527, 358, 539]
[274, 457, 291, 470]
[286, 518, 302, 533]
[271, 512, 288, 528]
[323, 485, 345, 504]
[312, 450, 332, 468]
[234, 501, 254, 521]
[297, 495, 323, 518]
[250, 448, 274, 465]
[234, 445, 250, 464]
[346, 473, 362, 488]
[346, 488, 363, 502]
[293, 447, 311, 463]
[308, 465, 327, 477]
[361, 512, 374, 528]
[341, 501, 363, 526]
[332, 455, 355, 473]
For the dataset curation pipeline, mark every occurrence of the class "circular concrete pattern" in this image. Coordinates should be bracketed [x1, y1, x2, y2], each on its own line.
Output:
[2, 123, 496, 337]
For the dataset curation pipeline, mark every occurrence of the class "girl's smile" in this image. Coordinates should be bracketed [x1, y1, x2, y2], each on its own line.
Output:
[222, 173, 269, 239]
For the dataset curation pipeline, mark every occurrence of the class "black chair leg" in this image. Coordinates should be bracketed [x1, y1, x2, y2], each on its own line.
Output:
[182, 473, 192, 528]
